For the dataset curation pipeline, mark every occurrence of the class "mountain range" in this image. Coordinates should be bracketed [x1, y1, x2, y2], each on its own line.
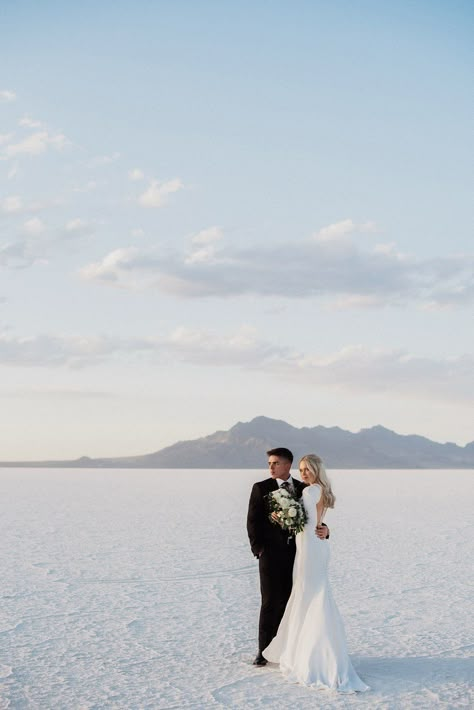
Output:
[1, 416, 473, 469]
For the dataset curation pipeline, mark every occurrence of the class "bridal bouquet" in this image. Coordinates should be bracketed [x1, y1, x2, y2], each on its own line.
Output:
[266, 488, 307, 537]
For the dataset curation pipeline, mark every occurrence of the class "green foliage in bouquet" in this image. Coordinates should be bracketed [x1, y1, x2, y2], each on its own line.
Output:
[266, 487, 307, 537]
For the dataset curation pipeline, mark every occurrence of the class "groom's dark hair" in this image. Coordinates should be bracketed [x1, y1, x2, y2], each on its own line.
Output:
[267, 447, 293, 463]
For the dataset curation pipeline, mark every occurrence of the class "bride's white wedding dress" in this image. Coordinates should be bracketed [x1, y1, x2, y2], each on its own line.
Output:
[263, 484, 369, 693]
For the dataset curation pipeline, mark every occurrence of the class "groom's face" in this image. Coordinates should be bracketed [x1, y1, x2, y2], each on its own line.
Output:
[268, 455, 292, 480]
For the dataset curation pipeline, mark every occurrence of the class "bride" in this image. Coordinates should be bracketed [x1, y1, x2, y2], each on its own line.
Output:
[263, 454, 369, 693]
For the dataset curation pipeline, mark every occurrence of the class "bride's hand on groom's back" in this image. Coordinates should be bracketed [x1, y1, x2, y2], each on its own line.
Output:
[315, 524, 329, 539]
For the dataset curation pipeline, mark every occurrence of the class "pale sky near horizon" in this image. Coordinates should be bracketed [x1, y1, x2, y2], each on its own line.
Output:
[1, 0, 473, 459]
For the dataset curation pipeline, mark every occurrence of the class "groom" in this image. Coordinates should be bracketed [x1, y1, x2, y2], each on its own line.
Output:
[247, 447, 329, 666]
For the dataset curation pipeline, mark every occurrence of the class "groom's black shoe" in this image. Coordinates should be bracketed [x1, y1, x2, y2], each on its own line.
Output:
[253, 652, 267, 666]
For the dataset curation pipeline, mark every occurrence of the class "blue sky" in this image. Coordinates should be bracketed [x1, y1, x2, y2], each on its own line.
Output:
[1, 0, 473, 458]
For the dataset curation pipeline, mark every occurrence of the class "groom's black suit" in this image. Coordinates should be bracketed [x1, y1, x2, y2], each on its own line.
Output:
[247, 476, 307, 654]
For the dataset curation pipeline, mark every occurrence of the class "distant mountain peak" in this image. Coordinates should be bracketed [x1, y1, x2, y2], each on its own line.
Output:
[233, 415, 293, 428]
[360, 425, 397, 436]
[363, 424, 393, 432]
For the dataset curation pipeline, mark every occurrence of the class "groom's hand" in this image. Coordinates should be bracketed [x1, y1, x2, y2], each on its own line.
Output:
[315, 524, 329, 539]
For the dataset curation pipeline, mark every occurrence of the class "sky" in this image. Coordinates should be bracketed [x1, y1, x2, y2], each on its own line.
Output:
[0, 0, 473, 459]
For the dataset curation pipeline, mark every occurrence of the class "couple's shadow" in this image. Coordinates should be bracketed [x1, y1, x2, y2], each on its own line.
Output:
[356, 655, 472, 691]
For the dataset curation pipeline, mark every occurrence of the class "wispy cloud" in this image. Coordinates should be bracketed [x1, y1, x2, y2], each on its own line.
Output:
[0, 333, 126, 367]
[271, 346, 474, 403]
[0, 216, 95, 268]
[0, 326, 282, 369]
[63, 218, 94, 238]
[0, 195, 64, 217]
[186, 226, 223, 264]
[89, 152, 120, 166]
[0, 329, 471, 404]
[79, 225, 474, 309]
[80, 247, 144, 286]
[314, 219, 377, 242]
[138, 178, 183, 208]
[3, 130, 68, 158]
[163, 325, 285, 367]
[0, 240, 44, 268]
[1, 195, 23, 214]
[19, 115, 43, 129]
[0, 90, 16, 102]
[129, 168, 144, 181]
[22, 217, 45, 235]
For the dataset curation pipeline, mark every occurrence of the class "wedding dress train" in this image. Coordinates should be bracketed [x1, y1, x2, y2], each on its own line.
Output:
[263, 484, 369, 693]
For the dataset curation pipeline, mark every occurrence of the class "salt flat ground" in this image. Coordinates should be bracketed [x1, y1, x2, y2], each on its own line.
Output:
[0, 468, 472, 710]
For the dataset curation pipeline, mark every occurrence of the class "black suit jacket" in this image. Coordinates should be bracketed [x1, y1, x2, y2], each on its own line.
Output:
[247, 477, 307, 559]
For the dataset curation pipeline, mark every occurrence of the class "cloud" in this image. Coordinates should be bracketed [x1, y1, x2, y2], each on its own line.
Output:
[138, 178, 183, 208]
[0, 240, 42, 268]
[315, 218, 356, 241]
[80, 247, 156, 287]
[0, 333, 126, 368]
[186, 226, 223, 264]
[0, 90, 16, 102]
[0, 216, 95, 268]
[0, 217, 49, 270]
[19, 115, 43, 129]
[23, 217, 45, 235]
[89, 152, 120, 166]
[163, 325, 285, 367]
[129, 168, 144, 181]
[164, 338, 474, 403]
[0, 328, 262, 369]
[0, 195, 64, 217]
[0, 133, 14, 146]
[0, 326, 281, 370]
[272, 346, 474, 403]
[0, 329, 471, 404]
[191, 226, 223, 245]
[79, 225, 474, 309]
[1, 195, 23, 214]
[314, 219, 378, 242]
[3, 130, 68, 158]
[63, 218, 94, 238]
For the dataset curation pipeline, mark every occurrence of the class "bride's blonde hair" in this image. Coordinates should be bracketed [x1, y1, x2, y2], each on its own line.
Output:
[299, 454, 336, 509]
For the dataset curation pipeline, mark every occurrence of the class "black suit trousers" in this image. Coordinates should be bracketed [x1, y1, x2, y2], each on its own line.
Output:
[257, 543, 295, 652]
[247, 477, 306, 653]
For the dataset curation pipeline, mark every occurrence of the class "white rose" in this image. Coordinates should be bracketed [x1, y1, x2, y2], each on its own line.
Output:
[288, 507, 297, 517]
[280, 498, 290, 509]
